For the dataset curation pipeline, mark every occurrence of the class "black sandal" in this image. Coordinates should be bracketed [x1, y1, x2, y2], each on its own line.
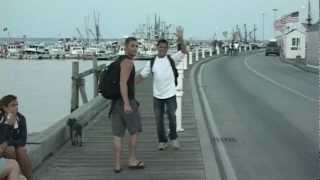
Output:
[113, 168, 123, 173]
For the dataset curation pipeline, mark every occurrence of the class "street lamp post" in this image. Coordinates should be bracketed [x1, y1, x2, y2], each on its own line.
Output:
[261, 12, 265, 42]
[272, 8, 278, 37]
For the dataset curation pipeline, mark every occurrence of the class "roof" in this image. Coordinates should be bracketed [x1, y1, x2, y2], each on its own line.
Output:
[284, 29, 305, 36]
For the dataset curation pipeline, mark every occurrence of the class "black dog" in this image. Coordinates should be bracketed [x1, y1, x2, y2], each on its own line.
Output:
[67, 118, 83, 146]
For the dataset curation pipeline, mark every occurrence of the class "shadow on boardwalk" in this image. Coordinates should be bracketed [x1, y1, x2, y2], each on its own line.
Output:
[34, 72, 205, 180]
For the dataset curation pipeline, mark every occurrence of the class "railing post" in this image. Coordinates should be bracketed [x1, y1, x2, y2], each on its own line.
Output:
[188, 51, 193, 65]
[209, 48, 213, 57]
[202, 48, 205, 59]
[71, 61, 79, 112]
[176, 61, 184, 132]
[216, 45, 220, 55]
[93, 58, 98, 97]
[196, 48, 199, 61]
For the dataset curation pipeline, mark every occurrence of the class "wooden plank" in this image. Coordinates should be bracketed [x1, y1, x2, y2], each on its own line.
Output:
[76, 64, 106, 79]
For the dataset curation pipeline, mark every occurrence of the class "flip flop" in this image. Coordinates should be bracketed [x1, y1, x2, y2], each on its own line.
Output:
[128, 161, 145, 169]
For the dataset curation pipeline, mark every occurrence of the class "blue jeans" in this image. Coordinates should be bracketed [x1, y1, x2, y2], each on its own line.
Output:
[153, 96, 178, 143]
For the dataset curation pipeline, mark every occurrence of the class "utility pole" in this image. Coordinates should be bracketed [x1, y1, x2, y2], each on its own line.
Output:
[261, 12, 265, 42]
[244, 24, 248, 43]
[236, 24, 242, 41]
[154, 14, 157, 39]
[93, 11, 101, 44]
[253, 24, 257, 42]
[272, 9, 278, 37]
[232, 28, 235, 41]
[306, 0, 312, 26]
[84, 16, 90, 46]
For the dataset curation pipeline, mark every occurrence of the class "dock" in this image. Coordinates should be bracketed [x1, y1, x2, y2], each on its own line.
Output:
[33, 69, 209, 180]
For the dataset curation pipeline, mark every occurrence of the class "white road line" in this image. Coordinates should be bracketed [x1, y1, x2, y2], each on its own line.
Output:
[244, 56, 317, 102]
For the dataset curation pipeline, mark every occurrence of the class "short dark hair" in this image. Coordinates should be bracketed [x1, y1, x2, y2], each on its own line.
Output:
[0, 94, 17, 112]
[125, 37, 137, 46]
[157, 39, 169, 46]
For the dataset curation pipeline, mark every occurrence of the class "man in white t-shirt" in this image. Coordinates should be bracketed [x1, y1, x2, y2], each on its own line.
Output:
[136, 27, 187, 150]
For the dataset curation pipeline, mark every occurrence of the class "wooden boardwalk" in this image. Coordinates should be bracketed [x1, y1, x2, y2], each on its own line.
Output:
[34, 72, 206, 180]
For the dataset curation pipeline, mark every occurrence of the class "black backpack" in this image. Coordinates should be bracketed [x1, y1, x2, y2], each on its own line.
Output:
[98, 55, 128, 100]
[150, 55, 179, 86]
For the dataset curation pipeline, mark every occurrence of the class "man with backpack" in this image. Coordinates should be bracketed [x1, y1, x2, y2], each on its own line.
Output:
[136, 27, 187, 151]
[100, 37, 144, 173]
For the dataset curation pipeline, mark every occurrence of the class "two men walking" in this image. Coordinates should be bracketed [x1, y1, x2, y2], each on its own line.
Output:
[109, 27, 187, 173]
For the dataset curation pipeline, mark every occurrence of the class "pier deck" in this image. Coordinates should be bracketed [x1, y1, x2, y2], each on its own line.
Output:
[34, 72, 207, 180]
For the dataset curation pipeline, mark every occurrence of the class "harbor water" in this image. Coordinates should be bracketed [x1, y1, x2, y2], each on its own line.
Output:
[0, 59, 147, 133]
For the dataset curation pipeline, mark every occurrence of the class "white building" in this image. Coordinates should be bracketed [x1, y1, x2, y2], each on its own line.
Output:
[281, 29, 306, 59]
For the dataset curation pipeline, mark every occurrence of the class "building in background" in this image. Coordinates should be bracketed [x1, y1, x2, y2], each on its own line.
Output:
[280, 29, 306, 59]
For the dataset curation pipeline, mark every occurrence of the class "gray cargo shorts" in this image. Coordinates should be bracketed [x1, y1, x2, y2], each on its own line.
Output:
[111, 99, 142, 137]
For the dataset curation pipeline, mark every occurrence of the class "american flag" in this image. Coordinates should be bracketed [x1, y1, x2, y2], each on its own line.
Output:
[281, 11, 299, 24]
[274, 11, 299, 31]
[274, 19, 286, 31]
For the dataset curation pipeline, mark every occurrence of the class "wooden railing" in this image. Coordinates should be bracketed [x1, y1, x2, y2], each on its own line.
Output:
[70, 56, 153, 112]
[70, 58, 106, 112]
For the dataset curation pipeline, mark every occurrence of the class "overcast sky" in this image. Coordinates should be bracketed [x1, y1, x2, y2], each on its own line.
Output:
[0, 0, 319, 40]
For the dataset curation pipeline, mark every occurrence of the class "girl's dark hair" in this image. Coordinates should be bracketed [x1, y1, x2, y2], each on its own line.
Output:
[0, 95, 17, 112]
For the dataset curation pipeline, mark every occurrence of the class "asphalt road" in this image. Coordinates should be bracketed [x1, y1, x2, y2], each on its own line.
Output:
[201, 53, 318, 180]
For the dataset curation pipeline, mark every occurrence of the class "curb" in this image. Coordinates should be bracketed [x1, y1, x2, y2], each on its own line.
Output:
[279, 57, 318, 74]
